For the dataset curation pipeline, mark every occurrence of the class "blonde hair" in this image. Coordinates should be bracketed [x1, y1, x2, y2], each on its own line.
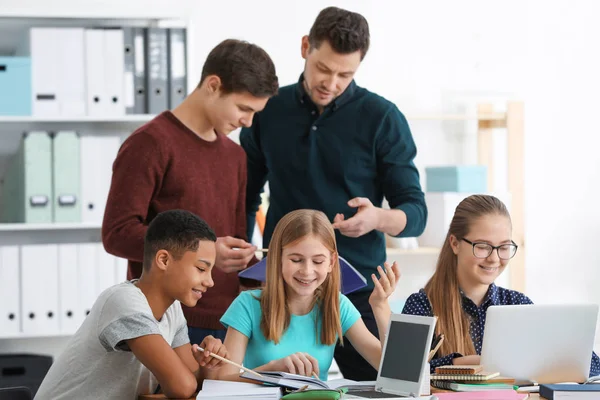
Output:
[260, 209, 343, 345]
[424, 195, 511, 357]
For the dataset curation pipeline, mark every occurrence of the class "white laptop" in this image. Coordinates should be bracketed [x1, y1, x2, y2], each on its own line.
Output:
[480, 304, 599, 384]
[346, 313, 437, 399]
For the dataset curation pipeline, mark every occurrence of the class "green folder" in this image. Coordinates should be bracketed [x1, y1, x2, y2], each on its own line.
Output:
[1, 131, 53, 223]
[52, 131, 81, 222]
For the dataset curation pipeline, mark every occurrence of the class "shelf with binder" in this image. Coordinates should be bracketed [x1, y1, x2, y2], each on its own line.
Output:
[0, 12, 192, 342]
[0, 13, 191, 227]
[0, 15, 189, 119]
[410, 102, 525, 291]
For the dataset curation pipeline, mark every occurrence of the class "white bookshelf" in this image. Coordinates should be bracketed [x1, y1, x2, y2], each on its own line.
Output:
[0, 11, 189, 345]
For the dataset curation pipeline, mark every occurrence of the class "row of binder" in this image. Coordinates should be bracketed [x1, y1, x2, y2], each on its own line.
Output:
[4, 26, 187, 117]
[0, 131, 121, 223]
[0, 243, 127, 336]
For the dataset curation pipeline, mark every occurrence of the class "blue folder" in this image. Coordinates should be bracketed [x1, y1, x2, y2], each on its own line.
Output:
[539, 383, 600, 399]
[238, 255, 367, 294]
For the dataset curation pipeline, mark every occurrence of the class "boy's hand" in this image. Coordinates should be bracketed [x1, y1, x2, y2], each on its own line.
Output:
[192, 336, 227, 369]
[368, 261, 400, 309]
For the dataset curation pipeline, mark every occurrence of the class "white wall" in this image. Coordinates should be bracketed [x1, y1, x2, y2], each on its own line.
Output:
[1, 0, 599, 354]
[188, 0, 600, 304]
[188, 0, 600, 350]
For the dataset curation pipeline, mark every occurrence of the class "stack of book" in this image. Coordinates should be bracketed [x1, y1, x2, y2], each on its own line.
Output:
[430, 365, 516, 392]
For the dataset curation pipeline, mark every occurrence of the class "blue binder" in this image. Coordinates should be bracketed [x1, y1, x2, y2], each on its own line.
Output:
[238, 255, 367, 294]
[539, 383, 600, 399]
[0, 57, 31, 116]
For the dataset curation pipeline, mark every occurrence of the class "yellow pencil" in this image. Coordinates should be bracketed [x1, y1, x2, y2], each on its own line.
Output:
[197, 346, 263, 378]
[428, 334, 445, 362]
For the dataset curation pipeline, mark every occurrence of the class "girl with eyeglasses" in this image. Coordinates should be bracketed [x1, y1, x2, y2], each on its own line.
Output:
[402, 195, 600, 376]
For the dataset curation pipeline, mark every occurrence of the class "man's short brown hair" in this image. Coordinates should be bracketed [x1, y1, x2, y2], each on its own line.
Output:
[308, 7, 370, 61]
[199, 39, 279, 97]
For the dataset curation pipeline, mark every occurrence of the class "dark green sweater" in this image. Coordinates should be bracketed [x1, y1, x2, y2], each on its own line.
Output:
[240, 76, 426, 291]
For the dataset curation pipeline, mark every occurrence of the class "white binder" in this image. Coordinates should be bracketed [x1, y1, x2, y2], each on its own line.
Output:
[103, 29, 125, 116]
[0, 246, 20, 336]
[77, 243, 98, 318]
[20, 244, 60, 335]
[84, 29, 126, 116]
[80, 135, 121, 223]
[57, 28, 86, 116]
[96, 244, 117, 296]
[84, 29, 107, 116]
[20, 28, 86, 116]
[28, 28, 60, 116]
[57, 244, 83, 333]
[115, 256, 128, 284]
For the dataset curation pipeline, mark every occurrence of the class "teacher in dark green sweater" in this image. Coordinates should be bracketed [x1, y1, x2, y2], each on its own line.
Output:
[240, 7, 427, 381]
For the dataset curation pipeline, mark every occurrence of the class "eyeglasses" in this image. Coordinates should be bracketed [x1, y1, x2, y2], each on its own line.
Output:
[461, 238, 518, 260]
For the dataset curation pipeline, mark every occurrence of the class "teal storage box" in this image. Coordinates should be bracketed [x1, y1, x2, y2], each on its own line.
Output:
[426, 166, 487, 192]
[0, 57, 32, 116]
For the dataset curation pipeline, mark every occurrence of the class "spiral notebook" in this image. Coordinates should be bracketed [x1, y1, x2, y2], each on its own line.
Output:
[430, 371, 500, 381]
[435, 365, 484, 375]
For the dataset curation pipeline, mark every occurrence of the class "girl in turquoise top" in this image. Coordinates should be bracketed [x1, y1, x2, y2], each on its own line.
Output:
[217, 209, 400, 380]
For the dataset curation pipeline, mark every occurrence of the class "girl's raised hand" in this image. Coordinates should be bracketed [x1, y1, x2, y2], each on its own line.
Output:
[368, 261, 400, 309]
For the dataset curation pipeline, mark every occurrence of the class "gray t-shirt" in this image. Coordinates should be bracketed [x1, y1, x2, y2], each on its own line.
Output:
[35, 280, 189, 400]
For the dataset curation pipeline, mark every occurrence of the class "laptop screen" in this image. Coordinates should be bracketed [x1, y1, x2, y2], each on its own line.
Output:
[379, 320, 430, 382]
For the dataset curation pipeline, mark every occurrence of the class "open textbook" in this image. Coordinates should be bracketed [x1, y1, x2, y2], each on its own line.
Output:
[240, 370, 373, 390]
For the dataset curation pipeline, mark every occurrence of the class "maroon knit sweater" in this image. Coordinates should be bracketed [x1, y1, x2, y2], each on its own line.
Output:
[102, 111, 249, 330]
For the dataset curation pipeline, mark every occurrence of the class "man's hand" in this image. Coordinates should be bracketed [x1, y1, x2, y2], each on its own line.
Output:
[332, 197, 382, 238]
[215, 236, 257, 273]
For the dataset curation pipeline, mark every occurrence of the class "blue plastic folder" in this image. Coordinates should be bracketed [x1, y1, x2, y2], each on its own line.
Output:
[238, 255, 367, 294]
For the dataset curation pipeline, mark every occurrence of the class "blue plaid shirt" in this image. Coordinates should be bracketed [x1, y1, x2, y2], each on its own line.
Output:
[402, 283, 600, 377]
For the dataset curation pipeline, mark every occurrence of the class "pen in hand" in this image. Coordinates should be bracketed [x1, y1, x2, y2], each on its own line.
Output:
[195, 345, 264, 378]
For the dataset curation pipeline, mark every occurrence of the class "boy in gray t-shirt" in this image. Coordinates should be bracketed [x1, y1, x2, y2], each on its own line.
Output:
[36, 210, 228, 399]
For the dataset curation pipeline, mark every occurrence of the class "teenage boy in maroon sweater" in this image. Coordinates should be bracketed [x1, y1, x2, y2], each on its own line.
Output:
[102, 39, 279, 345]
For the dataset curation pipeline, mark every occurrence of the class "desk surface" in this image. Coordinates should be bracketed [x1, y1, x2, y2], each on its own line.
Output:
[138, 392, 543, 399]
